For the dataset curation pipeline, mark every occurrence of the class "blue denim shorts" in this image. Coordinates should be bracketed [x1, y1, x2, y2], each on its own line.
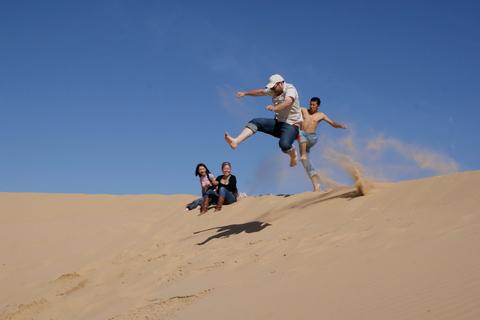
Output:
[246, 118, 299, 153]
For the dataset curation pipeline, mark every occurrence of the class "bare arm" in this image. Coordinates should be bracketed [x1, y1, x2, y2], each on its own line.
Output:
[321, 113, 347, 129]
[203, 176, 218, 190]
[236, 89, 269, 98]
[265, 96, 294, 111]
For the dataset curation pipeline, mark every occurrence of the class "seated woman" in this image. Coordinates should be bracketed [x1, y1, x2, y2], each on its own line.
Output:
[183, 163, 217, 212]
[200, 162, 238, 215]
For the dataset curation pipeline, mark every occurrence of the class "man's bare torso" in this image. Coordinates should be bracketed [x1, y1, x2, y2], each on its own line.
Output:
[300, 107, 325, 134]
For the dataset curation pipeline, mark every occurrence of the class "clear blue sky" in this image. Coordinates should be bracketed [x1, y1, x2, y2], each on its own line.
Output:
[1, 1, 479, 196]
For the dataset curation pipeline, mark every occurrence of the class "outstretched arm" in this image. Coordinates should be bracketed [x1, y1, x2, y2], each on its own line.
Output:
[236, 89, 269, 98]
[321, 113, 347, 129]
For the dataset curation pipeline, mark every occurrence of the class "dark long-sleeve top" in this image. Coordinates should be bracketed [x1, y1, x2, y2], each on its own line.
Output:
[216, 174, 238, 197]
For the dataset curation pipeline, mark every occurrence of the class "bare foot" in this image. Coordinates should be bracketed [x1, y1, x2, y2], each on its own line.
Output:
[299, 154, 307, 162]
[313, 184, 321, 192]
[225, 132, 238, 149]
[198, 211, 206, 216]
[290, 151, 298, 167]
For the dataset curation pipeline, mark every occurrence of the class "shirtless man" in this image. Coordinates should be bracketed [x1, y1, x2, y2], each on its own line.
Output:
[299, 97, 347, 191]
[225, 74, 303, 167]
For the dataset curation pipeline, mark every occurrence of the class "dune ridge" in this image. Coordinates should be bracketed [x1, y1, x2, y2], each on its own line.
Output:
[1, 171, 479, 319]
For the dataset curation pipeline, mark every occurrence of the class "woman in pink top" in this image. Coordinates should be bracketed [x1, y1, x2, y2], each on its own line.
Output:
[183, 163, 218, 212]
[196, 163, 218, 196]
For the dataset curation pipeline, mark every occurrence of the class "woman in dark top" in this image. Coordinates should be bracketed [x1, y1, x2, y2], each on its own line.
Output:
[200, 162, 238, 215]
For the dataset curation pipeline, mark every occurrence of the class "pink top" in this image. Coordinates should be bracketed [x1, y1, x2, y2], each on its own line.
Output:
[200, 173, 215, 195]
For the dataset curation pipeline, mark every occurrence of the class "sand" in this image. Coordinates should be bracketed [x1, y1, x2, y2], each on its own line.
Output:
[1, 171, 479, 319]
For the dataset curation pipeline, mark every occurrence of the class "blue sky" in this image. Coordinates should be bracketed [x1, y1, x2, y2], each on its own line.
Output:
[1, 1, 479, 196]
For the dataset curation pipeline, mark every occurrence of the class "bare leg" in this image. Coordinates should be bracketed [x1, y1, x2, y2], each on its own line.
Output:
[299, 141, 307, 162]
[288, 145, 298, 167]
[310, 175, 321, 191]
[225, 128, 254, 149]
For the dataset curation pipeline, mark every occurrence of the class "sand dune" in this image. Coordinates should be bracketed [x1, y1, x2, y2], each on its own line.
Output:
[1, 171, 479, 319]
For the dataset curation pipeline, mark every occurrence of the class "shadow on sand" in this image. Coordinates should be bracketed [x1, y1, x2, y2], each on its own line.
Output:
[195, 221, 272, 245]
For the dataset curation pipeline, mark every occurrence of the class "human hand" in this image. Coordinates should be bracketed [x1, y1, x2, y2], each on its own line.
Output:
[341, 124, 347, 129]
[236, 92, 245, 98]
[265, 105, 276, 111]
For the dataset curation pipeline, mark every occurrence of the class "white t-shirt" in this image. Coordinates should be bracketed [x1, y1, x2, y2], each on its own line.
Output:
[265, 82, 303, 126]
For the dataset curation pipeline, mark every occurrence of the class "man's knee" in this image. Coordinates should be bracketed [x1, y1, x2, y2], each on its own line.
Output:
[279, 132, 298, 153]
[279, 141, 294, 153]
[246, 122, 258, 134]
[298, 130, 309, 143]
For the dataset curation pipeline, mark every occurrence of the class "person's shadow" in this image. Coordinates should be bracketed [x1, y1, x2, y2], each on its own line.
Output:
[195, 221, 272, 245]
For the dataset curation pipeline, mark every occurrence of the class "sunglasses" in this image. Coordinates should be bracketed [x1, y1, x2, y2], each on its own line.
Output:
[270, 82, 279, 91]
[222, 162, 231, 168]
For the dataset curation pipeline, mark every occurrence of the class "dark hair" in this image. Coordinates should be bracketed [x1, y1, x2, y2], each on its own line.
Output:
[221, 162, 231, 169]
[195, 163, 211, 176]
[310, 97, 321, 105]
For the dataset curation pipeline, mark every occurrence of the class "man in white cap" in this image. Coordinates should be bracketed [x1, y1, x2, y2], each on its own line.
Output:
[225, 74, 303, 167]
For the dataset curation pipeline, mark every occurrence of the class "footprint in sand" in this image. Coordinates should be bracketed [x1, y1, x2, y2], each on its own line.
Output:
[54, 272, 89, 296]
[0, 298, 50, 319]
[56, 279, 89, 296]
[109, 289, 214, 319]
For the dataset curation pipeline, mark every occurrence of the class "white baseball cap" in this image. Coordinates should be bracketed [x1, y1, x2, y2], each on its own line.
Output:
[265, 74, 284, 89]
